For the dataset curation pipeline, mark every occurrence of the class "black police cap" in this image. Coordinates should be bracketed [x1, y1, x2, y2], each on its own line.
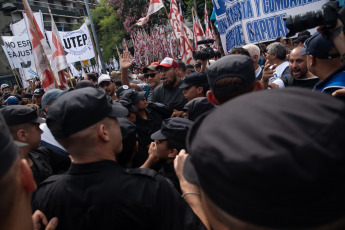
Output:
[206, 55, 255, 94]
[183, 97, 215, 121]
[179, 72, 209, 89]
[121, 89, 145, 104]
[47, 87, 128, 138]
[1, 105, 45, 126]
[184, 88, 345, 228]
[151, 117, 193, 143]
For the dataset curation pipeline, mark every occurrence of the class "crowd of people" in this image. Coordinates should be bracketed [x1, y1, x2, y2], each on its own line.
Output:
[1, 19, 345, 230]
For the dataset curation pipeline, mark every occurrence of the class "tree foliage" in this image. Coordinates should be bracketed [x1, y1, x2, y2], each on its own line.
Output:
[91, 0, 126, 62]
[181, 0, 214, 26]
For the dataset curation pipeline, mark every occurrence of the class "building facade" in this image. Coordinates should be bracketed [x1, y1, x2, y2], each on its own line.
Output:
[0, 0, 99, 85]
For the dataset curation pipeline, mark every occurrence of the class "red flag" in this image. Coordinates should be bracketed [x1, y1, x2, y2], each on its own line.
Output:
[193, 9, 205, 50]
[136, 0, 164, 26]
[51, 11, 68, 89]
[204, 2, 213, 40]
[23, 0, 55, 91]
[170, 0, 183, 38]
[136, 16, 150, 26]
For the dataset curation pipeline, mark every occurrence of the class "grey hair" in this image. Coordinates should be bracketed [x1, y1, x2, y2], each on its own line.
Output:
[266, 42, 286, 60]
[243, 44, 260, 59]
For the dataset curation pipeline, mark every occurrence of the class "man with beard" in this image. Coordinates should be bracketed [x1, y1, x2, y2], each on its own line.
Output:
[151, 57, 187, 111]
[98, 74, 117, 100]
[271, 46, 319, 89]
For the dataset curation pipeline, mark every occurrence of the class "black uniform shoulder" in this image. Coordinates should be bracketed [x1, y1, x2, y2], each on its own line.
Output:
[39, 174, 64, 186]
[123, 167, 159, 180]
[31, 146, 50, 156]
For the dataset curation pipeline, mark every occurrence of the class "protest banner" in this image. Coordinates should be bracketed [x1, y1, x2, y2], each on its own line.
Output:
[212, 0, 329, 53]
[46, 23, 95, 64]
[2, 36, 33, 68]
[10, 12, 44, 36]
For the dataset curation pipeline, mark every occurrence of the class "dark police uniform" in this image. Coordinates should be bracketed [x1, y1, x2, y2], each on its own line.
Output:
[32, 160, 206, 230]
[30, 146, 71, 186]
[133, 102, 172, 167]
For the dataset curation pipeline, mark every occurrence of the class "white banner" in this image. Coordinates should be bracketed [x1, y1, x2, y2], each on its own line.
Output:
[212, 0, 329, 53]
[2, 36, 36, 69]
[46, 23, 95, 64]
[10, 12, 44, 36]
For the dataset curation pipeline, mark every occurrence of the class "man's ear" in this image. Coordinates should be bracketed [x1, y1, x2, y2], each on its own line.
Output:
[19, 159, 36, 192]
[44, 105, 50, 113]
[16, 129, 29, 143]
[197, 86, 203, 94]
[206, 90, 219, 105]
[309, 55, 317, 66]
[97, 123, 110, 142]
[168, 148, 179, 159]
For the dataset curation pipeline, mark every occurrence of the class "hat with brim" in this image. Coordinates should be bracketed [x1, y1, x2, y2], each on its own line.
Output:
[33, 88, 45, 96]
[109, 102, 130, 118]
[143, 65, 158, 73]
[98, 74, 112, 84]
[150, 129, 167, 140]
[133, 91, 145, 104]
[151, 117, 193, 142]
[42, 89, 67, 109]
[157, 57, 178, 69]
[300, 32, 339, 59]
[121, 89, 145, 104]
[1, 105, 45, 126]
[47, 88, 128, 138]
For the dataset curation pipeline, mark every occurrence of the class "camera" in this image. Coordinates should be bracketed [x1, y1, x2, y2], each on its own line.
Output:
[284, 0, 345, 37]
[193, 39, 215, 60]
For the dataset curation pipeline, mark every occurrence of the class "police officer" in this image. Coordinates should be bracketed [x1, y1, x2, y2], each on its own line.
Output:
[32, 87, 207, 230]
[0, 114, 58, 230]
[1, 105, 71, 186]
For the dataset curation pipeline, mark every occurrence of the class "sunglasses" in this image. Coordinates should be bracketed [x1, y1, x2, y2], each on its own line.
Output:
[144, 73, 156, 78]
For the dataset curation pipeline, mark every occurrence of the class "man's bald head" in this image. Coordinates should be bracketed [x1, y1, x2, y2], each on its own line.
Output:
[289, 46, 309, 79]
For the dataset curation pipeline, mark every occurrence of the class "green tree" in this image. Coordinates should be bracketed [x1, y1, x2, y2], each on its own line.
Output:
[91, 0, 126, 62]
[181, 0, 214, 26]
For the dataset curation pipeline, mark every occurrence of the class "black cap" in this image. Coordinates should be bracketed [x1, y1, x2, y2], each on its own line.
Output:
[300, 32, 339, 59]
[0, 113, 19, 178]
[183, 97, 215, 121]
[33, 88, 45, 96]
[3, 92, 12, 100]
[179, 72, 209, 89]
[47, 87, 128, 138]
[121, 89, 145, 104]
[184, 88, 345, 228]
[151, 117, 193, 143]
[1, 105, 45, 126]
[22, 93, 33, 99]
[117, 99, 138, 113]
[119, 117, 136, 142]
[116, 85, 130, 98]
[206, 55, 255, 94]
[186, 64, 195, 72]
[75, 80, 95, 89]
[117, 118, 137, 167]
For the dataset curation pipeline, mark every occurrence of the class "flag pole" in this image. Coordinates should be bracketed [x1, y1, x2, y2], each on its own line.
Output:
[23, 1, 59, 88]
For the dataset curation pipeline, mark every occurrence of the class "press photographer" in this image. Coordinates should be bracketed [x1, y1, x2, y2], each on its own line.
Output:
[285, 0, 345, 96]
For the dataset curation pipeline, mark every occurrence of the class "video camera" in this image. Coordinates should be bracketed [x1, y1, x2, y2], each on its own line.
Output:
[284, 0, 345, 37]
[193, 39, 215, 60]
